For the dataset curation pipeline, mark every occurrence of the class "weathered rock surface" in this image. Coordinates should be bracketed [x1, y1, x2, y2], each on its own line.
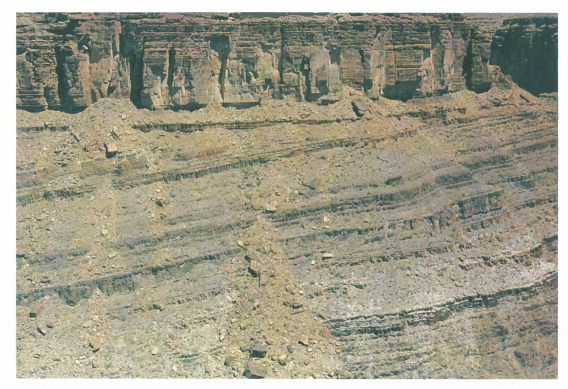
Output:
[15, 13, 557, 380]
[17, 12, 504, 112]
[491, 16, 558, 96]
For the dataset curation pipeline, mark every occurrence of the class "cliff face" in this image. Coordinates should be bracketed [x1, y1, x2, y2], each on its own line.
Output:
[491, 16, 558, 96]
[17, 13, 495, 111]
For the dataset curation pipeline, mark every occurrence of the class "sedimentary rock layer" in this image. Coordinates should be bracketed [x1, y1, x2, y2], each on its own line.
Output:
[17, 13, 501, 112]
[16, 64, 557, 378]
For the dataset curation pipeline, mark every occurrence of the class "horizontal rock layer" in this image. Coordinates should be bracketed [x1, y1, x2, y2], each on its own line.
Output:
[17, 13, 499, 112]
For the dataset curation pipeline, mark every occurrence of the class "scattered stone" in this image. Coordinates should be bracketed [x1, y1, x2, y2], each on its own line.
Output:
[240, 299, 253, 311]
[153, 303, 165, 311]
[287, 345, 294, 354]
[108, 253, 116, 259]
[459, 261, 476, 271]
[323, 216, 332, 223]
[303, 177, 323, 191]
[101, 229, 109, 236]
[264, 202, 278, 213]
[245, 251, 260, 262]
[225, 355, 236, 367]
[284, 298, 303, 309]
[150, 346, 159, 355]
[16, 246, 28, 258]
[299, 335, 309, 346]
[89, 338, 102, 352]
[264, 337, 275, 345]
[240, 343, 250, 352]
[321, 328, 332, 339]
[240, 322, 248, 330]
[104, 141, 118, 158]
[245, 362, 267, 379]
[251, 343, 268, 358]
[337, 369, 353, 379]
[351, 98, 368, 117]
[237, 240, 245, 248]
[249, 260, 261, 277]
[37, 324, 48, 336]
[82, 321, 92, 328]
[29, 303, 42, 318]
[121, 114, 127, 120]
[205, 366, 212, 374]
[259, 274, 270, 286]
[322, 253, 334, 259]
[278, 354, 289, 365]
[252, 299, 261, 310]
[218, 330, 226, 342]
[46, 322, 55, 329]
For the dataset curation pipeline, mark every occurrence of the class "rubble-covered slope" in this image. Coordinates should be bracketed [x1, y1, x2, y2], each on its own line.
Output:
[16, 65, 557, 378]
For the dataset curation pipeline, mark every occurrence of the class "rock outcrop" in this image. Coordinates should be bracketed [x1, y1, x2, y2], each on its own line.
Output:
[490, 16, 558, 96]
[17, 13, 499, 112]
[16, 13, 558, 379]
[16, 58, 557, 378]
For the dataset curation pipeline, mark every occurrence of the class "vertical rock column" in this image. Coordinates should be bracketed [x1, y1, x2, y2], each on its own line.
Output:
[16, 13, 63, 111]
[279, 16, 338, 102]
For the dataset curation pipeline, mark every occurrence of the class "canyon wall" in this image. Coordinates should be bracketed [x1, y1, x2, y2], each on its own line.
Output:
[17, 13, 498, 112]
[15, 13, 558, 379]
[490, 16, 558, 96]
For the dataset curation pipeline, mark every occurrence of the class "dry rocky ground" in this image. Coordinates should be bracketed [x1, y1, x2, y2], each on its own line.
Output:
[16, 68, 557, 378]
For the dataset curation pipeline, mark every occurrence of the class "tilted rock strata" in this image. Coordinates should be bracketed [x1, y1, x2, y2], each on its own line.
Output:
[16, 68, 557, 377]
